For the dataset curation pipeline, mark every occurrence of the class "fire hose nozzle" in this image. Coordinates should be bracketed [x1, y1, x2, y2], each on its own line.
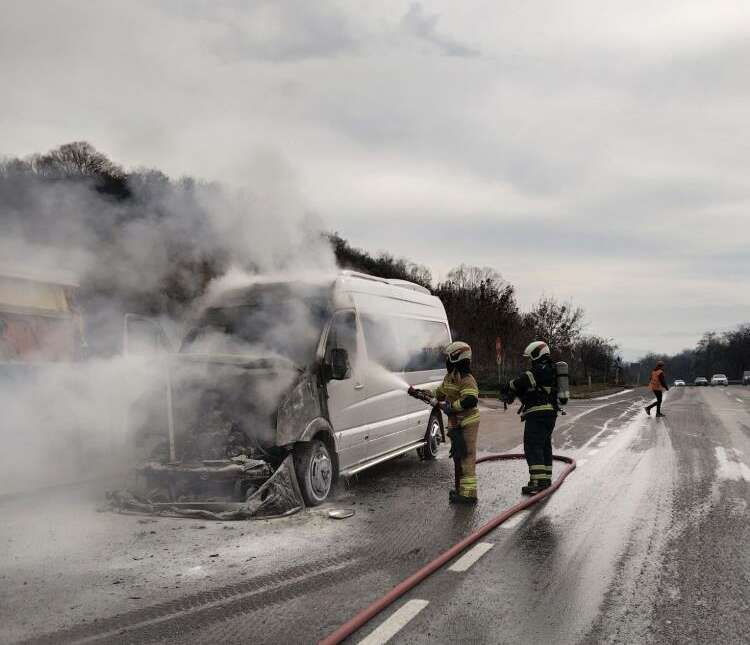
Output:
[407, 386, 433, 405]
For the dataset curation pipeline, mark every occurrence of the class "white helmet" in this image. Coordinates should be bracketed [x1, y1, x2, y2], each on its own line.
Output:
[446, 341, 472, 364]
[523, 340, 550, 361]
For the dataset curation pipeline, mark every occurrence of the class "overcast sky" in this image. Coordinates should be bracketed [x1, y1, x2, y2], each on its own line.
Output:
[2, 1, 749, 359]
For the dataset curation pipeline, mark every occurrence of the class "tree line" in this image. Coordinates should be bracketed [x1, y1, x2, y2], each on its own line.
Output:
[2, 142, 622, 386]
[332, 241, 621, 388]
[639, 326, 750, 383]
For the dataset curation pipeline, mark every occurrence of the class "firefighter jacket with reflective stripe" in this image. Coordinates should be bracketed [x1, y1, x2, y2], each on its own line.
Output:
[649, 369, 667, 392]
[431, 372, 480, 428]
[510, 359, 557, 418]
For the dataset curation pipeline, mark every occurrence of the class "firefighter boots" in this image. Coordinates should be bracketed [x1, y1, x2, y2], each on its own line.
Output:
[521, 479, 551, 495]
[449, 489, 478, 505]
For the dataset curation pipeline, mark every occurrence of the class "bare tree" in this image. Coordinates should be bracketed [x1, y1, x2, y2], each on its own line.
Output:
[526, 295, 585, 354]
[575, 335, 618, 385]
[436, 266, 522, 382]
[30, 141, 124, 180]
[443, 264, 505, 292]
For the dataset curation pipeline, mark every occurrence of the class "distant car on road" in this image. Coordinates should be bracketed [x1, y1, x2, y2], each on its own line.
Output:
[694, 377, 708, 386]
[711, 374, 728, 386]
[674, 379, 686, 386]
[743, 371, 750, 385]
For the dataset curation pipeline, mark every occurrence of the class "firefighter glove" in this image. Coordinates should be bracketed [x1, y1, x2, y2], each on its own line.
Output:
[499, 381, 514, 404]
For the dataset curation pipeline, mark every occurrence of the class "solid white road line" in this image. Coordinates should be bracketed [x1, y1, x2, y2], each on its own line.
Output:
[358, 599, 430, 645]
[448, 542, 495, 571]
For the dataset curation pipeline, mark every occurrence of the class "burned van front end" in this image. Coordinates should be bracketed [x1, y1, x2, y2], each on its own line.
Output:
[109, 282, 333, 520]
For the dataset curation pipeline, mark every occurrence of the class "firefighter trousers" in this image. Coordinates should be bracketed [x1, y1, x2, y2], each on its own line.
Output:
[451, 422, 479, 498]
[523, 414, 556, 484]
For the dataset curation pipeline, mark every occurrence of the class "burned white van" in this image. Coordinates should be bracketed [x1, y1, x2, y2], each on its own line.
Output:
[118, 271, 450, 519]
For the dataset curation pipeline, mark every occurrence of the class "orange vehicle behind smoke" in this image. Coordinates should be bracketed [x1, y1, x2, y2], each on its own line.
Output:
[0, 271, 84, 362]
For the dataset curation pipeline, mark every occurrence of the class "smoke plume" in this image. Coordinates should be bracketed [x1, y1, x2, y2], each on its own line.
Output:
[0, 142, 336, 495]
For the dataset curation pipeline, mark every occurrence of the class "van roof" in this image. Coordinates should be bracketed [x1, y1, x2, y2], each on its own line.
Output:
[335, 271, 445, 317]
[209, 270, 442, 313]
[338, 270, 431, 295]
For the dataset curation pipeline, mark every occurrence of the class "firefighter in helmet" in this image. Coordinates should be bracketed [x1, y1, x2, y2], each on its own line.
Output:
[500, 340, 559, 495]
[428, 341, 481, 504]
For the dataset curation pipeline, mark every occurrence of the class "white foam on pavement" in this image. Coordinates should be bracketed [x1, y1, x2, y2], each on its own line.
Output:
[578, 399, 645, 452]
[585, 388, 632, 401]
[715, 447, 750, 483]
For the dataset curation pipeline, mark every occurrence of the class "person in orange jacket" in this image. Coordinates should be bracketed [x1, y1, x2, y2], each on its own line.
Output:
[645, 360, 669, 417]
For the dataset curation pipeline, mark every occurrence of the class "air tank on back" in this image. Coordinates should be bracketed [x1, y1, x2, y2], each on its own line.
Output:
[556, 361, 570, 406]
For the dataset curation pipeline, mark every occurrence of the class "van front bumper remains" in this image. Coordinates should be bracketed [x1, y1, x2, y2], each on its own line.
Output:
[106, 454, 305, 520]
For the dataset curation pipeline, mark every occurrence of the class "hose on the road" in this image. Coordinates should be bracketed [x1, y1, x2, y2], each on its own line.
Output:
[318, 452, 576, 645]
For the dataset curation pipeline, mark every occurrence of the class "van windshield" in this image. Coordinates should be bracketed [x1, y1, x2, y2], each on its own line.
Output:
[180, 284, 331, 367]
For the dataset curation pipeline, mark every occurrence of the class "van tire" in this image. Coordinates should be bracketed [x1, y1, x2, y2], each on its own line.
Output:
[294, 439, 334, 506]
[418, 412, 443, 461]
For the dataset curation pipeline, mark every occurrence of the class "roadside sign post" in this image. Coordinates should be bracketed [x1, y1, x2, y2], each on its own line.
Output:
[496, 337, 507, 410]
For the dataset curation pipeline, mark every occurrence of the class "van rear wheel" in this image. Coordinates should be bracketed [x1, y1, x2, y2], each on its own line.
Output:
[294, 439, 334, 506]
[417, 412, 442, 461]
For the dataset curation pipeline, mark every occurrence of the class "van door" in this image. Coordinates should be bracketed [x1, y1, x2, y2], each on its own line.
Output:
[324, 310, 367, 468]
[358, 314, 409, 457]
[400, 318, 451, 443]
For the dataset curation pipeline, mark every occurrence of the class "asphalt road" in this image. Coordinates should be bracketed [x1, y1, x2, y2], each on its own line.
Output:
[1, 386, 749, 644]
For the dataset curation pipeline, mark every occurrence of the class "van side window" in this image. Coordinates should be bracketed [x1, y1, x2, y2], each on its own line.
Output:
[325, 311, 357, 378]
[361, 315, 449, 373]
[361, 315, 401, 371]
[402, 319, 450, 372]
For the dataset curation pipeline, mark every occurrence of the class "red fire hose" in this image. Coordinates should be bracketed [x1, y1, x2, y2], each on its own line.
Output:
[319, 453, 576, 645]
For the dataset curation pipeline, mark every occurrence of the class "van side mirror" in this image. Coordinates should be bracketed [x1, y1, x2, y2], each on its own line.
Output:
[329, 348, 350, 380]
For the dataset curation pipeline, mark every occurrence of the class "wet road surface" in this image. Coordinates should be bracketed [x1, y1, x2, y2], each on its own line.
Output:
[1, 386, 748, 644]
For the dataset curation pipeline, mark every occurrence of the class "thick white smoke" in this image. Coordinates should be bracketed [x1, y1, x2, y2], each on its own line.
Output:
[0, 356, 162, 495]
[0, 147, 337, 495]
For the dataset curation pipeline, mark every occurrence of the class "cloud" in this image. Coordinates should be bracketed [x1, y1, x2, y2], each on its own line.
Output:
[1, 1, 750, 357]
[199, 1, 359, 62]
[400, 3, 479, 58]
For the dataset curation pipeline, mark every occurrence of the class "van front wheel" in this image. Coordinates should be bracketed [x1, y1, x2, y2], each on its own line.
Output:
[294, 439, 334, 506]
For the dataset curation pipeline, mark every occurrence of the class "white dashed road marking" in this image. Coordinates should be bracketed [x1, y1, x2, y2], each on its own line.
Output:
[358, 599, 430, 645]
[737, 398, 744, 403]
[448, 542, 495, 571]
[500, 511, 530, 529]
